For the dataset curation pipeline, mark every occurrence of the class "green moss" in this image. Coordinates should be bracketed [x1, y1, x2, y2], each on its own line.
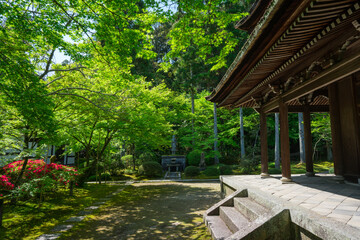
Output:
[59, 184, 216, 239]
[1, 184, 120, 240]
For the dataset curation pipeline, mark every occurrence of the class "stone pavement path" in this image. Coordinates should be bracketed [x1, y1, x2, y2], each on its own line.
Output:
[164, 171, 181, 179]
[223, 174, 360, 229]
[36, 185, 126, 240]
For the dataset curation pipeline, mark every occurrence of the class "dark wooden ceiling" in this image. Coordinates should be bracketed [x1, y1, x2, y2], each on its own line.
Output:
[207, 0, 360, 110]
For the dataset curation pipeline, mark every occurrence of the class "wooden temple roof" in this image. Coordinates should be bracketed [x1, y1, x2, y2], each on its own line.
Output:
[207, 0, 360, 111]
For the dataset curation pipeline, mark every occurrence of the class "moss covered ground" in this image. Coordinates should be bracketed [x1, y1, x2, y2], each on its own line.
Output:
[60, 182, 220, 240]
[0, 184, 120, 240]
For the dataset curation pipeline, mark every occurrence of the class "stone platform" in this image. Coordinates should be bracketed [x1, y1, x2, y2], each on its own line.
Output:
[218, 174, 360, 239]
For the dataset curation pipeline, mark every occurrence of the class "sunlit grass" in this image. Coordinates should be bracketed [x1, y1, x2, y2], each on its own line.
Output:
[1, 184, 121, 240]
[268, 160, 333, 174]
[181, 160, 333, 179]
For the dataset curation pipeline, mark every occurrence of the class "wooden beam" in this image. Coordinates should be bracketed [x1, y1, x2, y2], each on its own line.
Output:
[263, 53, 360, 113]
[260, 107, 270, 178]
[303, 104, 314, 176]
[328, 83, 344, 178]
[279, 99, 292, 182]
[268, 105, 329, 113]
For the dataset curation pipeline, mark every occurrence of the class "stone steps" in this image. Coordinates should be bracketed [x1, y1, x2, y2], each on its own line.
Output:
[219, 206, 251, 233]
[204, 189, 290, 240]
[206, 216, 233, 240]
[233, 197, 269, 221]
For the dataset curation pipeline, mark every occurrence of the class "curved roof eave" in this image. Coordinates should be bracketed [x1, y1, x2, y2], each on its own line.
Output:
[207, 0, 286, 103]
[235, 0, 273, 32]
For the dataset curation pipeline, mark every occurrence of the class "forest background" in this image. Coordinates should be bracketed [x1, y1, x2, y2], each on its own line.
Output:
[0, 0, 332, 181]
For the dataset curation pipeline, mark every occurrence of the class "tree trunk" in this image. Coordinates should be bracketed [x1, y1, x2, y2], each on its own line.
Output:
[298, 113, 305, 163]
[132, 144, 136, 171]
[191, 88, 195, 149]
[96, 156, 101, 184]
[213, 103, 219, 164]
[240, 108, 245, 158]
[326, 142, 333, 161]
[14, 132, 30, 188]
[274, 113, 280, 169]
[85, 150, 90, 168]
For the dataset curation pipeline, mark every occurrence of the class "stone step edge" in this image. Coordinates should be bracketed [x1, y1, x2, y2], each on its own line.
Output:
[225, 209, 291, 240]
[219, 206, 251, 233]
[204, 189, 248, 218]
[205, 215, 233, 240]
[233, 197, 269, 221]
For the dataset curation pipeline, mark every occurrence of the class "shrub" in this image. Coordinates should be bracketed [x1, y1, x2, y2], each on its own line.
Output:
[184, 166, 200, 177]
[87, 173, 111, 182]
[0, 175, 14, 191]
[122, 155, 133, 168]
[268, 168, 282, 174]
[2, 159, 78, 199]
[107, 158, 125, 176]
[3, 160, 78, 186]
[328, 167, 334, 174]
[203, 167, 220, 176]
[139, 152, 157, 163]
[220, 152, 240, 165]
[138, 161, 163, 178]
[219, 165, 232, 175]
[204, 156, 214, 166]
[239, 157, 259, 174]
[124, 169, 136, 175]
[187, 150, 202, 166]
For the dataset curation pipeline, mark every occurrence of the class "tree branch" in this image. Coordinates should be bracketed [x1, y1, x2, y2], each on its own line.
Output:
[45, 87, 116, 97]
[51, 0, 110, 65]
[47, 92, 108, 112]
[48, 66, 87, 73]
[45, 75, 64, 86]
[39, 49, 56, 79]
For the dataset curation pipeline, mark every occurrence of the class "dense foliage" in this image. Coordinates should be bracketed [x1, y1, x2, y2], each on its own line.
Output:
[184, 166, 200, 177]
[138, 161, 163, 178]
[0, 0, 333, 187]
[187, 149, 203, 166]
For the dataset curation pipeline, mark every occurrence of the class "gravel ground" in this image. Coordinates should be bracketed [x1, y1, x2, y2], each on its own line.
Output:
[60, 182, 221, 240]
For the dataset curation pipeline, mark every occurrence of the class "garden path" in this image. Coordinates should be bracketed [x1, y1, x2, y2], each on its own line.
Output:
[57, 182, 221, 239]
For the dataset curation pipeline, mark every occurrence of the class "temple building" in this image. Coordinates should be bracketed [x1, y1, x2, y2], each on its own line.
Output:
[207, 0, 360, 183]
[204, 0, 360, 239]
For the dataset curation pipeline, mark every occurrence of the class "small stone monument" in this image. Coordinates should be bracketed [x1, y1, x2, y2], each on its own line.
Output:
[171, 135, 177, 155]
[199, 152, 206, 170]
[161, 135, 186, 178]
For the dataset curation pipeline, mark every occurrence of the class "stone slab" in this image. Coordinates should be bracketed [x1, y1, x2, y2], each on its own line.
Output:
[78, 210, 93, 215]
[85, 206, 99, 210]
[348, 216, 360, 228]
[51, 224, 73, 232]
[65, 216, 85, 222]
[36, 233, 61, 240]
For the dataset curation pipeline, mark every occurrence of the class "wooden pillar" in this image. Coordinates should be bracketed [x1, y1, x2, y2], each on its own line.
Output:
[260, 107, 270, 178]
[328, 84, 344, 179]
[303, 104, 314, 176]
[279, 99, 292, 182]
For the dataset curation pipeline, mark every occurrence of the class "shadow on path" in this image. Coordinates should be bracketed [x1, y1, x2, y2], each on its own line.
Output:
[60, 182, 221, 240]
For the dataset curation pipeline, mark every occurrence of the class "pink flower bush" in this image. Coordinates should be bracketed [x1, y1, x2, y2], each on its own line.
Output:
[0, 175, 14, 191]
[1, 159, 78, 196]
